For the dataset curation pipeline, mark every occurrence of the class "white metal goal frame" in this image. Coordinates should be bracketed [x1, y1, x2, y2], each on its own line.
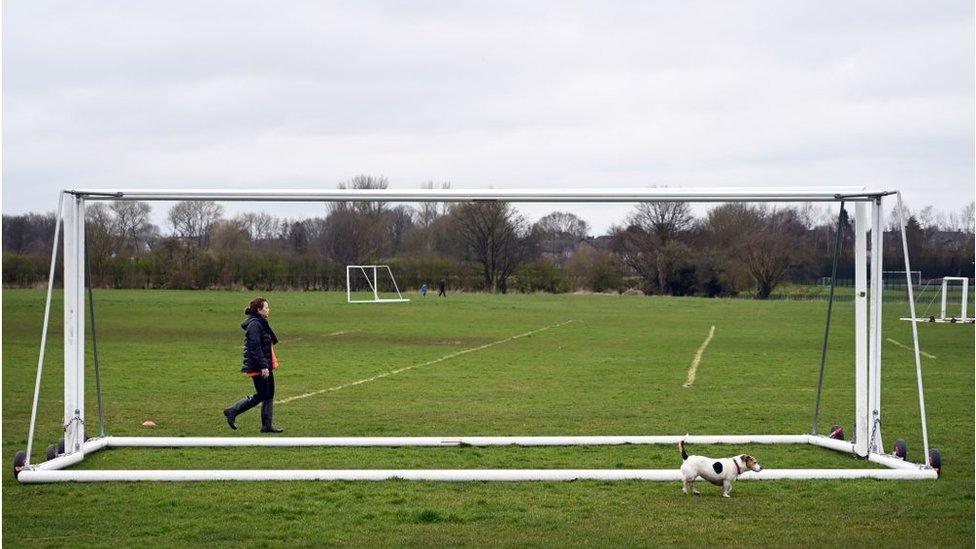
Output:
[901, 276, 973, 324]
[881, 270, 921, 286]
[15, 186, 939, 483]
[346, 265, 409, 303]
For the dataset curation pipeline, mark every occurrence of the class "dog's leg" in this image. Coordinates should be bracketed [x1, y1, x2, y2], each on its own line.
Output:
[682, 478, 690, 495]
[722, 480, 732, 498]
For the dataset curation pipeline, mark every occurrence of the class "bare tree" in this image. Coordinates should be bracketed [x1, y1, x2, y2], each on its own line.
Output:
[566, 243, 622, 292]
[610, 201, 694, 294]
[948, 201, 975, 235]
[210, 220, 251, 253]
[609, 224, 659, 293]
[109, 201, 156, 255]
[167, 201, 224, 247]
[696, 203, 771, 294]
[285, 219, 311, 254]
[332, 175, 389, 217]
[2, 212, 57, 255]
[386, 205, 415, 254]
[235, 212, 283, 245]
[742, 206, 809, 298]
[699, 203, 763, 251]
[85, 204, 115, 276]
[532, 211, 590, 240]
[417, 181, 452, 228]
[321, 208, 386, 265]
[629, 202, 693, 244]
[452, 201, 530, 292]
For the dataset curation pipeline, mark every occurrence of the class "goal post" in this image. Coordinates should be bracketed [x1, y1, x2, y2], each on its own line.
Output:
[940, 277, 971, 322]
[13, 186, 938, 483]
[346, 265, 409, 303]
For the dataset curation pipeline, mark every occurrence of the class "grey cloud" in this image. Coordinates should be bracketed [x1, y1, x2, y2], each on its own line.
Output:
[3, 0, 973, 233]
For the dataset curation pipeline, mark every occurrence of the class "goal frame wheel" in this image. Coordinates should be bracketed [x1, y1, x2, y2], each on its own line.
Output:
[893, 439, 907, 460]
[13, 451, 27, 478]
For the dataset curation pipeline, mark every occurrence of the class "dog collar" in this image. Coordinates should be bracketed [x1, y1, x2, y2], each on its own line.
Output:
[733, 457, 742, 475]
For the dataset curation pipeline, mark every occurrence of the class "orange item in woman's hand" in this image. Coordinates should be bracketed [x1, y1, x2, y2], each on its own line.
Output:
[271, 346, 279, 370]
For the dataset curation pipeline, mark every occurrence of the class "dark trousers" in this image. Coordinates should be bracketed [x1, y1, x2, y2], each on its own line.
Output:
[252, 371, 275, 402]
[226, 372, 276, 429]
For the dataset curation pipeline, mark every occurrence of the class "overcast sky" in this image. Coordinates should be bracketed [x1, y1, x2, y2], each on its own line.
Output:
[3, 1, 974, 234]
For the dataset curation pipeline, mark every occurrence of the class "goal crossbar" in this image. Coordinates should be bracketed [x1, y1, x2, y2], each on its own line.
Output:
[15, 186, 937, 483]
[67, 187, 888, 203]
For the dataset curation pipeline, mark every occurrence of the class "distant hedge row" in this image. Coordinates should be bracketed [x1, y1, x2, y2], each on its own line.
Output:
[2, 249, 629, 294]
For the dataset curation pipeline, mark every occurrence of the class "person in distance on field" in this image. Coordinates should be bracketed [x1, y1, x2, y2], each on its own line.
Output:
[420, 283, 429, 297]
[438, 278, 447, 297]
[223, 297, 284, 433]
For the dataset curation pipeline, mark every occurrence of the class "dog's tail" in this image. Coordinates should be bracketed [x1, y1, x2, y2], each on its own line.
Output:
[678, 434, 689, 461]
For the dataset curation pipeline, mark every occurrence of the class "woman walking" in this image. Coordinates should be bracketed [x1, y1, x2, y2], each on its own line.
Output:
[223, 297, 284, 433]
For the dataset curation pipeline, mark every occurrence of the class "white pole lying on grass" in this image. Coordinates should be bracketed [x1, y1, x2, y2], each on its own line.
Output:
[807, 434, 856, 454]
[102, 434, 811, 448]
[17, 435, 938, 482]
[16, 467, 938, 483]
[868, 452, 924, 470]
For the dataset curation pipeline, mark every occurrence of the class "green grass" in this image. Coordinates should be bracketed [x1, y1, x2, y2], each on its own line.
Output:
[3, 290, 973, 547]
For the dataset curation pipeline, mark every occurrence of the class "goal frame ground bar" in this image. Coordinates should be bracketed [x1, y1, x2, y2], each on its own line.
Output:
[15, 434, 937, 483]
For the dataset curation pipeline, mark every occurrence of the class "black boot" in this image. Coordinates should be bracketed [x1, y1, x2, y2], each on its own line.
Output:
[260, 400, 283, 433]
[223, 396, 259, 430]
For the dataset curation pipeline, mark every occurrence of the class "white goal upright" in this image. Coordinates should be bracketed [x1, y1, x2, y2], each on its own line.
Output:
[14, 187, 939, 483]
[346, 265, 409, 303]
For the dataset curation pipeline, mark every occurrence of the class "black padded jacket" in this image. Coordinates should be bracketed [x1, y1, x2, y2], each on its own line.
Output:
[241, 316, 274, 374]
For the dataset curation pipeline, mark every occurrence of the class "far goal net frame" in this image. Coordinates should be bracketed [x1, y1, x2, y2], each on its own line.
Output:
[15, 187, 937, 483]
[901, 276, 973, 324]
[346, 265, 410, 304]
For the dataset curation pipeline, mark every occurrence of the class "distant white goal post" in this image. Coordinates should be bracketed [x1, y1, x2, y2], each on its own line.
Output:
[14, 186, 938, 483]
[940, 277, 971, 322]
[901, 276, 974, 324]
[882, 270, 921, 286]
[346, 265, 409, 304]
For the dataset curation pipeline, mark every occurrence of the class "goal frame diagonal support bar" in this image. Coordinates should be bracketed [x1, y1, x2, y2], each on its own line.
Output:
[16, 186, 938, 483]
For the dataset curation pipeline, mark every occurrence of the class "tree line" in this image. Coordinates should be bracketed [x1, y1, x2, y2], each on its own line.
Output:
[3, 177, 974, 298]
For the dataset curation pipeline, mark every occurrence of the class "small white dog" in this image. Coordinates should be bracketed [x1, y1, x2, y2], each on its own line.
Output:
[678, 437, 762, 498]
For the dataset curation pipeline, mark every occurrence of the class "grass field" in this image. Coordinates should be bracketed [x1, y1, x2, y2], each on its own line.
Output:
[2, 289, 973, 547]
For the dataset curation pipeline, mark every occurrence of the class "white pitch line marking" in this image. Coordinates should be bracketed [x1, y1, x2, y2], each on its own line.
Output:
[285, 330, 357, 344]
[278, 320, 578, 404]
[683, 325, 716, 388]
[886, 337, 937, 359]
